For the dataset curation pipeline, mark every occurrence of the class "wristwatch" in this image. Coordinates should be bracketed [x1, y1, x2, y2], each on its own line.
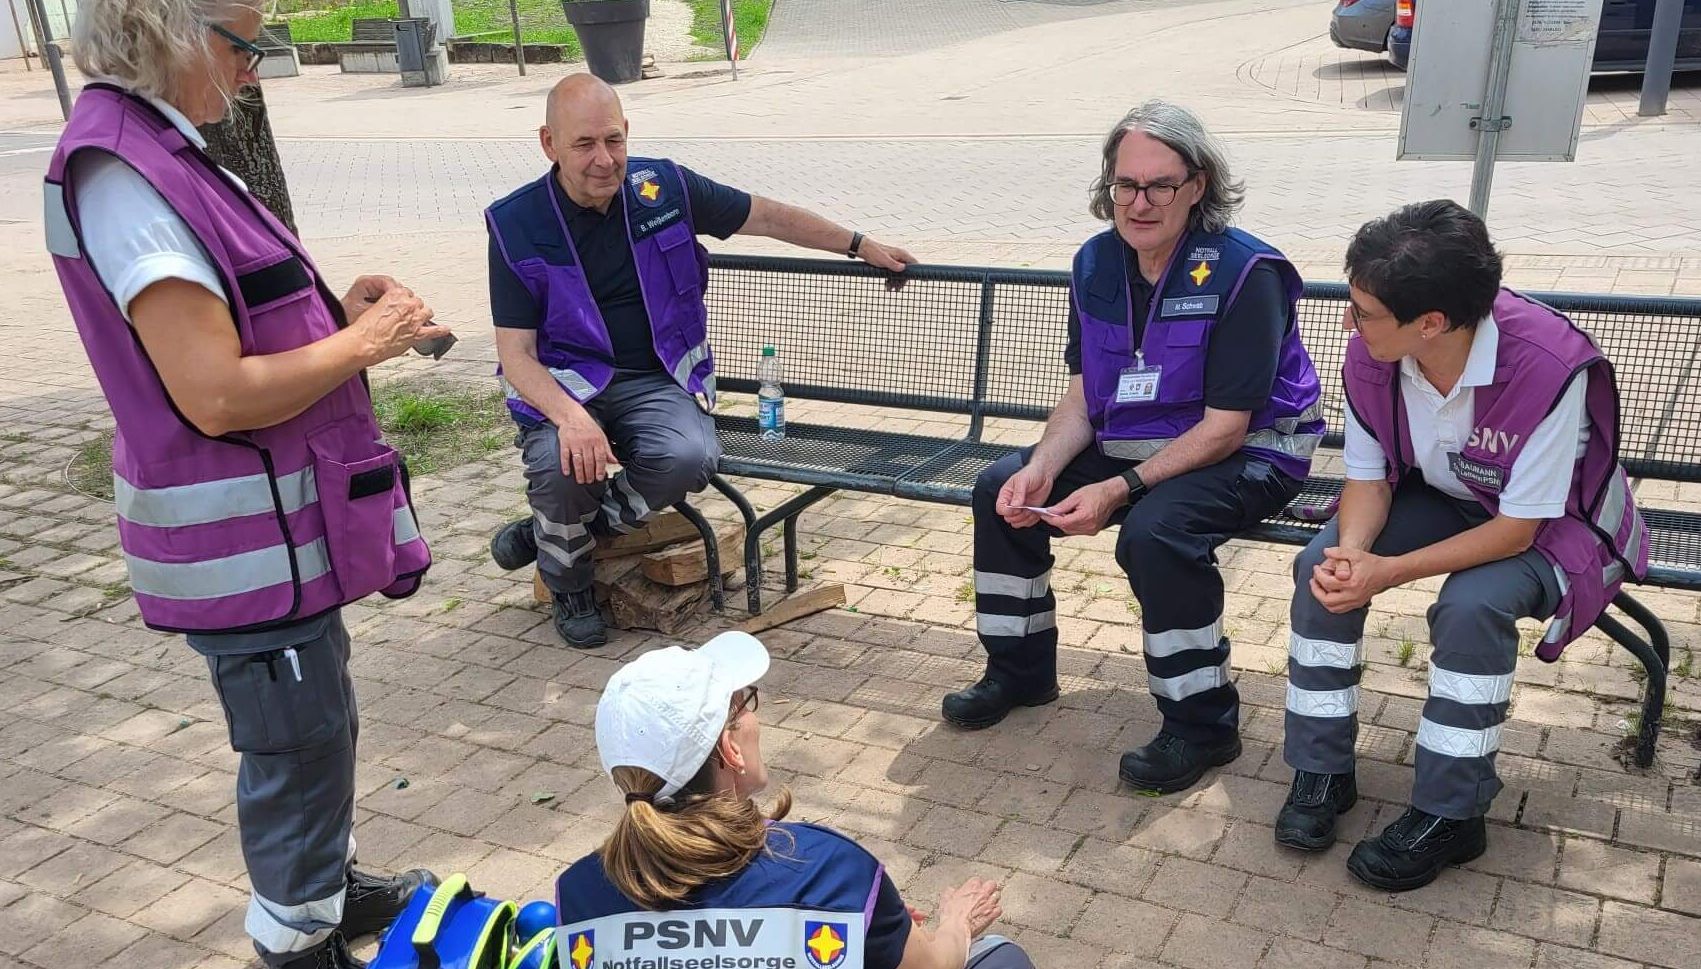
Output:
[847, 231, 865, 258]
[1119, 468, 1149, 505]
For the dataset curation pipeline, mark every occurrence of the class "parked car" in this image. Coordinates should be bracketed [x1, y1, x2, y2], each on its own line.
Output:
[1390, 0, 1701, 73]
[1331, 0, 1398, 53]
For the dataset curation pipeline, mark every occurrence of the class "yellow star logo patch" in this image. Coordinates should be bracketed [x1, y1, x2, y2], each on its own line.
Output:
[806, 924, 845, 965]
[570, 932, 594, 969]
[1189, 260, 1212, 287]
[638, 181, 661, 202]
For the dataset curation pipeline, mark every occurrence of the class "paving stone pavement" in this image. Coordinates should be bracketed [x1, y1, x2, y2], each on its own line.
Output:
[1, 0, 1699, 964]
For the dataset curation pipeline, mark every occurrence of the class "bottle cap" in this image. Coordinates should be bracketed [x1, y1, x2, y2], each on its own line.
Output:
[761, 346, 776, 357]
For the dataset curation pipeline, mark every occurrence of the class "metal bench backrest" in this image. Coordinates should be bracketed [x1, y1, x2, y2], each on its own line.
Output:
[351, 18, 395, 44]
[259, 22, 293, 50]
[706, 256, 1701, 482]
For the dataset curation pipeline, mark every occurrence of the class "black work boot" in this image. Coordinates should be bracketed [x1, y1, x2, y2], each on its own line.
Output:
[941, 677, 1059, 730]
[553, 587, 609, 649]
[1347, 806, 1488, 891]
[1117, 730, 1241, 794]
[1274, 770, 1358, 851]
[257, 932, 366, 969]
[490, 517, 538, 571]
[342, 866, 438, 939]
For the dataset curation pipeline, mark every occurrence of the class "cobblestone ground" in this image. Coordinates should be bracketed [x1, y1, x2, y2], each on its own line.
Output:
[1, 0, 1699, 965]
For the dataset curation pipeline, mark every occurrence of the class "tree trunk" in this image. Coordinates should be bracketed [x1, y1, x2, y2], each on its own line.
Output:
[197, 87, 298, 236]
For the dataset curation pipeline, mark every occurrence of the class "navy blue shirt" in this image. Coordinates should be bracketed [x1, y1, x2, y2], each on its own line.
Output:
[489, 165, 752, 372]
[1065, 247, 1291, 412]
[555, 823, 912, 969]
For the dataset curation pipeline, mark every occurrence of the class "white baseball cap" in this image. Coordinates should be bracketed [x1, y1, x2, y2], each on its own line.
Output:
[595, 631, 771, 802]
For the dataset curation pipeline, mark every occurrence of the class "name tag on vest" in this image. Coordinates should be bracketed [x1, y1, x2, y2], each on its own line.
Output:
[561, 907, 868, 969]
[1160, 295, 1219, 318]
[1448, 452, 1507, 492]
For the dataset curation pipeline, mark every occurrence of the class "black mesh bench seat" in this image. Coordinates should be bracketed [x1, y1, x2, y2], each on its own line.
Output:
[689, 254, 1701, 773]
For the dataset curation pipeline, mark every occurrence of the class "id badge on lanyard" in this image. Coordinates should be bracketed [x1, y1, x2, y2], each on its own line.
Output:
[1116, 349, 1161, 403]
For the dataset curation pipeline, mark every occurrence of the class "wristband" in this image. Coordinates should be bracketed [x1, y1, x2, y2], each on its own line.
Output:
[847, 231, 865, 258]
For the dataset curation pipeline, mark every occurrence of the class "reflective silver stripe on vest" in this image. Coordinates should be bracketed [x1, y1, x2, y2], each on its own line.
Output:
[1596, 467, 1628, 538]
[1429, 667, 1514, 706]
[506, 368, 599, 404]
[1289, 633, 1364, 670]
[976, 610, 1056, 638]
[1103, 427, 1324, 463]
[671, 339, 712, 389]
[1149, 659, 1231, 701]
[115, 467, 318, 528]
[393, 505, 421, 546]
[1603, 561, 1625, 587]
[1145, 617, 1223, 658]
[1270, 401, 1326, 435]
[1286, 683, 1359, 718]
[974, 570, 1051, 600]
[44, 181, 81, 259]
[1416, 718, 1503, 759]
[129, 511, 417, 601]
[126, 537, 330, 601]
[1543, 563, 1572, 643]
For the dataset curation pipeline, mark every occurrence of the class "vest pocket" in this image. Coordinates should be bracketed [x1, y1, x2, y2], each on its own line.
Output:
[657, 224, 705, 296]
[307, 421, 402, 603]
[1155, 319, 1211, 403]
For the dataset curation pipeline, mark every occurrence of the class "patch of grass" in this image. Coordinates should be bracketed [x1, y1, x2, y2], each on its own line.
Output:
[955, 581, 974, 603]
[68, 380, 508, 498]
[441, 596, 462, 612]
[880, 566, 904, 579]
[1395, 638, 1416, 668]
[276, 0, 583, 49]
[687, 0, 773, 59]
[371, 380, 510, 477]
[1675, 650, 1694, 679]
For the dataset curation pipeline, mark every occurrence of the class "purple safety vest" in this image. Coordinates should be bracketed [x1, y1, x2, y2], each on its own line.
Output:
[485, 158, 715, 423]
[1343, 288, 1649, 659]
[43, 85, 431, 634]
[1074, 227, 1325, 480]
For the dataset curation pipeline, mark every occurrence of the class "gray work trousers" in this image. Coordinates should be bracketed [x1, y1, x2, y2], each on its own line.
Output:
[520, 370, 720, 595]
[1283, 480, 1559, 819]
[966, 936, 1036, 969]
[199, 611, 357, 956]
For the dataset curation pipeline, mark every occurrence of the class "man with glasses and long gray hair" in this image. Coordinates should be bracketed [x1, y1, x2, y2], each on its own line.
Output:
[942, 101, 1325, 798]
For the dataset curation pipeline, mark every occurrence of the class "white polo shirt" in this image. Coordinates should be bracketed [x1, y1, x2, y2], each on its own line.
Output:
[65, 81, 238, 320]
[1343, 314, 1589, 520]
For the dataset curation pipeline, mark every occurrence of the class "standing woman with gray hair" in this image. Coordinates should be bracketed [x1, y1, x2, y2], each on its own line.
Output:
[43, 2, 449, 966]
[943, 100, 1325, 798]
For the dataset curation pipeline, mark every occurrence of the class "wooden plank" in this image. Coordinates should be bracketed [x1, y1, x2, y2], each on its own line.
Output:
[641, 523, 744, 587]
[594, 512, 700, 559]
[735, 584, 847, 635]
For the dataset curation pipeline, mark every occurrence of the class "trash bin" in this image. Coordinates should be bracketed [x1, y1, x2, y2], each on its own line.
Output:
[392, 17, 439, 86]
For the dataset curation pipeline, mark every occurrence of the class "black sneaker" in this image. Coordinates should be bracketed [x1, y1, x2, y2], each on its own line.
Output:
[1117, 730, 1241, 795]
[342, 866, 437, 939]
[490, 517, 538, 571]
[1274, 770, 1358, 851]
[1347, 806, 1488, 892]
[257, 931, 366, 969]
[553, 588, 609, 649]
[941, 677, 1059, 730]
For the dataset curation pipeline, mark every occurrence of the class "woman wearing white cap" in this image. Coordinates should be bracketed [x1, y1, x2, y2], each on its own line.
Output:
[555, 631, 1037, 969]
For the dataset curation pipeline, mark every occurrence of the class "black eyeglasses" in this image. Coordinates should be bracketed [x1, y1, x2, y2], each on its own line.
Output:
[1108, 170, 1198, 208]
[730, 686, 760, 720]
[208, 22, 266, 73]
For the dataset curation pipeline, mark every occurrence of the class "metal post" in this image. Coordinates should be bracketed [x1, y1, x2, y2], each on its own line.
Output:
[508, 0, 526, 76]
[22, 0, 69, 120]
[1468, 0, 1521, 219]
[7, 0, 31, 71]
[1638, 0, 1683, 116]
[719, 0, 738, 80]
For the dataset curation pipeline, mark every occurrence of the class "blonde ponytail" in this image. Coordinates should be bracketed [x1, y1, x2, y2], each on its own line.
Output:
[601, 765, 793, 909]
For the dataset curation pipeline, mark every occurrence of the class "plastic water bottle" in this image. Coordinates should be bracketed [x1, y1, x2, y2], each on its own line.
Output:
[758, 345, 786, 441]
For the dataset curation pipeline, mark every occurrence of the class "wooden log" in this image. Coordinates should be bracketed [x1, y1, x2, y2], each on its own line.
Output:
[594, 512, 700, 559]
[735, 584, 847, 635]
[641, 523, 744, 587]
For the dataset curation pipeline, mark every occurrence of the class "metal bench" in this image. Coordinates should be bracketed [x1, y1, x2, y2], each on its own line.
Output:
[257, 22, 301, 79]
[696, 254, 1701, 769]
[335, 17, 433, 74]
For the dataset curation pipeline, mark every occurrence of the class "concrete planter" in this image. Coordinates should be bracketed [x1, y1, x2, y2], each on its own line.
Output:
[562, 0, 650, 84]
